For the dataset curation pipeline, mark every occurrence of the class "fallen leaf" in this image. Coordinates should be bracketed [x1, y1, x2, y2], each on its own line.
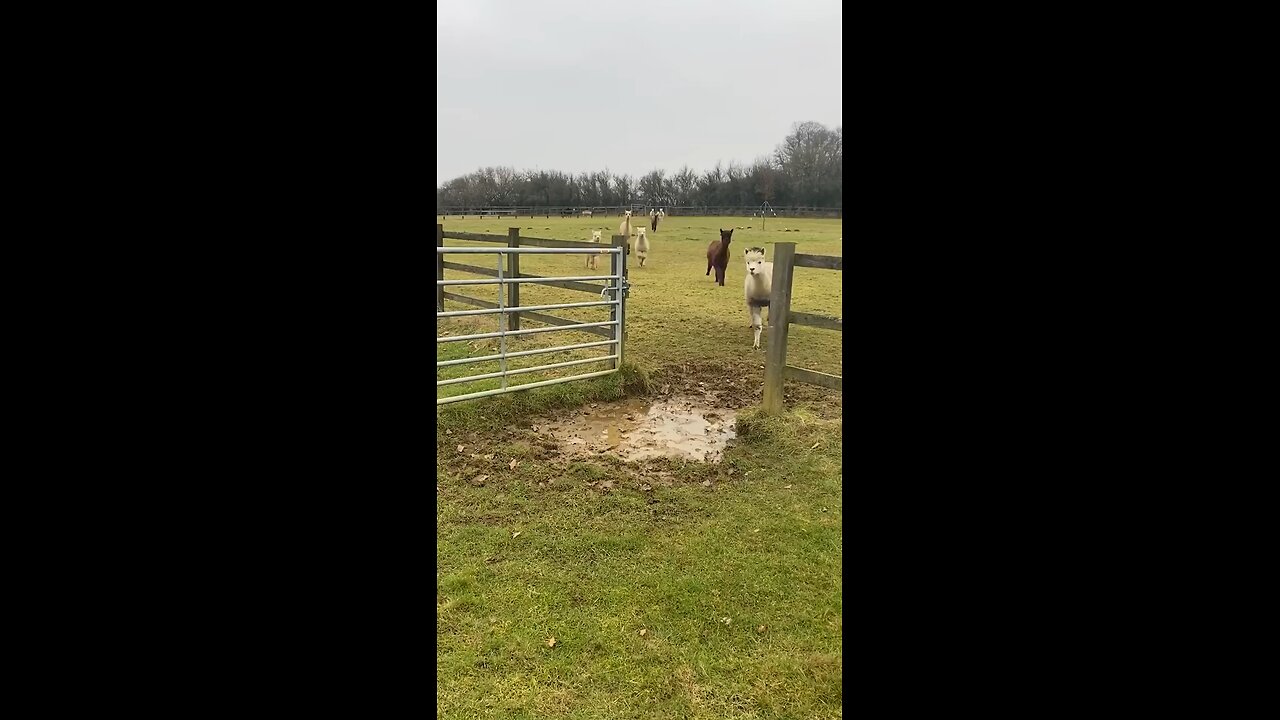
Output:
[753, 529, 760, 533]
[509, 459, 518, 470]
[701, 480, 712, 488]
[810, 442, 820, 449]
[784, 485, 793, 489]
[638, 628, 647, 636]
[728, 468, 736, 475]
[445, 429, 452, 435]
[546, 636, 557, 648]
[532, 425, 539, 431]
[511, 531, 522, 539]
[640, 484, 653, 492]
[758, 625, 767, 632]
[484, 454, 494, 461]
[721, 617, 732, 625]
[457, 444, 465, 453]
[471, 475, 488, 486]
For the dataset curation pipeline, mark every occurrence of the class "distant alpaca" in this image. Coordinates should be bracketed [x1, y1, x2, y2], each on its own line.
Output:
[743, 247, 773, 349]
[705, 228, 733, 286]
[581, 209, 593, 217]
[587, 230, 604, 270]
[651, 209, 660, 232]
[635, 226, 650, 267]
[618, 210, 632, 243]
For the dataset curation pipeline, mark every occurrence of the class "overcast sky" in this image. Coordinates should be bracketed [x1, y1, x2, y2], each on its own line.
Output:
[437, 0, 842, 187]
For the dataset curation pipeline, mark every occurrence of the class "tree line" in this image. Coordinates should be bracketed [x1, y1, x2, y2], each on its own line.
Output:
[436, 121, 841, 210]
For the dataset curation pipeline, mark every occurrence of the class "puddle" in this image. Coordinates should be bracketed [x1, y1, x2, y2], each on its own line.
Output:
[540, 396, 737, 463]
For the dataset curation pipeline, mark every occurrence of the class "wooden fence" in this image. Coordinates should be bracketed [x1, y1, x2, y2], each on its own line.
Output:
[437, 224, 628, 367]
[436, 205, 842, 219]
[762, 242, 843, 412]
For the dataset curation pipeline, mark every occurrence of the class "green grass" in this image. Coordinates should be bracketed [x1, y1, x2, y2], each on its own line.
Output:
[438, 216, 843, 718]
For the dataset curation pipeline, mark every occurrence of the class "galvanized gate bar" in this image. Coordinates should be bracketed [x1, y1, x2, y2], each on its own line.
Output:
[437, 275, 617, 286]
[437, 320, 618, 343]
[437, 355, 620, 387]
[436, 339, 617, 368]
[437, 369, 617, 405]
[438, 299, 615, 317]
[438, 247, 622, 254]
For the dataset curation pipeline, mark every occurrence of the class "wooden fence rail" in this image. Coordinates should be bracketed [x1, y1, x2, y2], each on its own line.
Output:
[762, 241, 843, 412]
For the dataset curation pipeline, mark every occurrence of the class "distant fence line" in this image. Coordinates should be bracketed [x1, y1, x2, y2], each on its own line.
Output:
[436, 205, 842, 219]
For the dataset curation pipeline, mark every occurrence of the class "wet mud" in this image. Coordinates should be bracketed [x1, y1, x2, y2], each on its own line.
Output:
[538, 396, 737, 463]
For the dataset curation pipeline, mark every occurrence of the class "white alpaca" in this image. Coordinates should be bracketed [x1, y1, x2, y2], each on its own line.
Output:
[743, 247, 773, 350]
[649, 208, 655, 218]
[635, 226, 650, 267]
[588, 230, 604, 270]
[618, 210, 632, 244]
[581, 209, 593, 217]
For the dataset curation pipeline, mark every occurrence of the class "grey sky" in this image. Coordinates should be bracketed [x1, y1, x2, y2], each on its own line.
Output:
[437, 0, 842, 187]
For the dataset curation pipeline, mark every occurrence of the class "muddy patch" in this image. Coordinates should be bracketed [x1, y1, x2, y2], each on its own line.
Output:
[540, 396, 737, 463]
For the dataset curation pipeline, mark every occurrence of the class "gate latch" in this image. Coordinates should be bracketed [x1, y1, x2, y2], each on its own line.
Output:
[601, 276, 631, 299]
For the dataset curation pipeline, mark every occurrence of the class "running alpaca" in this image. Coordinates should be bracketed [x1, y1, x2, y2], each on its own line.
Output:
[635, 226, 650, 267]
[651, 208, 660, 232]
[743, 247, 773, 349]
[587, 230, 605, 270]
[705, 228, 733, 286]
[618, 210, 632, 245]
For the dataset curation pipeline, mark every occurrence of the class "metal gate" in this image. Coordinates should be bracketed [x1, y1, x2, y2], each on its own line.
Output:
[436, 243, 629, 405]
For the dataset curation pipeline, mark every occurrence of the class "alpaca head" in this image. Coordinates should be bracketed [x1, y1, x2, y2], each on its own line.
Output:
[591, 230, 602, 243]
[636, 226, 647, 239]
[719, 228, 734, 245]
[745, 247, 766, 276]
[624, 210, 632, 218]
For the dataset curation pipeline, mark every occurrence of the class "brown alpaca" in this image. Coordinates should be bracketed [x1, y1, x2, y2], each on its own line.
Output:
[705, 228, 733, 286]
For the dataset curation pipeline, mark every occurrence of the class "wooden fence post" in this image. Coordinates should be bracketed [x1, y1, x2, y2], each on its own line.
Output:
[436, 223, 445, 312]
[507, 227, 521, 331]
[763, 242, 796, 412]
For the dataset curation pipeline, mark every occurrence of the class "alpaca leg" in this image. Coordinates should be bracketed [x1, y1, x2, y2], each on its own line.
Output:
[750, 306, 763, 349]
[706, 262, 712, 276]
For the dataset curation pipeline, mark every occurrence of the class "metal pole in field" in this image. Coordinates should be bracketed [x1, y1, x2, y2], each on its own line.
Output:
[763, 242, 796, 412]
[609, 235, 627, 370]
[507, 227, 521, 331]
[614, 234, 628, 367]
[436, 223, 445, 312]
[497, 250, 507, 390]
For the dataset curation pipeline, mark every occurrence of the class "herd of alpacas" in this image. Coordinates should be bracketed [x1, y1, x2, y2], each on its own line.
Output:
[581, 210, 775, 350]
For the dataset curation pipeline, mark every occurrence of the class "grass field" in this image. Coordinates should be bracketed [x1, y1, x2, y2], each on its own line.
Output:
[437, 215, 843, 719]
